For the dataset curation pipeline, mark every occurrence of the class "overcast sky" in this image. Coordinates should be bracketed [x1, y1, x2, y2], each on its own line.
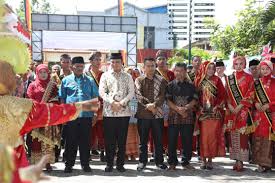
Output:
[6, 0, 269, 26]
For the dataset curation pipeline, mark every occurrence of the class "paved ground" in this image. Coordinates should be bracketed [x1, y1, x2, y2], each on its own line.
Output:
[41, 154, 275, 183]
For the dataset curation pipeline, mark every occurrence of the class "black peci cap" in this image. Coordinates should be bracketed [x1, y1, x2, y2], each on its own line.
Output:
[71, 56, 85, 65]
[215, 61, 225, 67]
[110, 53, 122, 60]
[249, 59, 260, 67]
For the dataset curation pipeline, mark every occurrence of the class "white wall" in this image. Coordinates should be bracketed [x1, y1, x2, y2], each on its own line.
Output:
[105, 4, 173, 49]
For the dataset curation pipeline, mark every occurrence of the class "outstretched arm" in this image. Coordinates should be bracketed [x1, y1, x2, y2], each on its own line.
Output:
[19, 99, 98, 135]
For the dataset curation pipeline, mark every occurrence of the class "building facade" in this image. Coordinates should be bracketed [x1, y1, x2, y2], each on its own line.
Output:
[168, 0, 216, 47]
[104, 2, 173, 50]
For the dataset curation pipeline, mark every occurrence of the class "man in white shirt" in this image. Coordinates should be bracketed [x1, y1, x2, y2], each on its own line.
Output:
[99, 53, 135, 173]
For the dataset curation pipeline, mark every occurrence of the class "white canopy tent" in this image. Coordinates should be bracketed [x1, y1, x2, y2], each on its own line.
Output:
[43, 31, 127, 51]
[31, 13, 137, 66]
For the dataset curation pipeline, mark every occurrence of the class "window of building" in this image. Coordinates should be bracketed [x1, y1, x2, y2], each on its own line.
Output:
[194, 3, 215, 6]
[194, 15, 214, 18]
[194, 32, 211, 35]
[194, 9, 215, 12]
[168, 9, 188, 12]
[168, 3, 188, 6]
[194, 38, 209, 41]
[169, 14, 188, 18]
[195, 21, 204, 23]
[194, 26, 208, 29]
[169, 20, 188, 23]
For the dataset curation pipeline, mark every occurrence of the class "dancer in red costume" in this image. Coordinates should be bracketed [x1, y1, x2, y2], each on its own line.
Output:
[0, 36, 99, 183]
[225, 56, 255, 171]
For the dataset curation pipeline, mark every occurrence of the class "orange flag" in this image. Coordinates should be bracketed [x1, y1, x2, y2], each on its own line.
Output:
[24, 0, 32, 31]
[119, 0, 124, 16]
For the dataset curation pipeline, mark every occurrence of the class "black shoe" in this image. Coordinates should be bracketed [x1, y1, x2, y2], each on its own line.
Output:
[62, 152, 66, 162]
[91, 150, 100, 156]
[64, 166, 73, 173]
[137, 163, 146, 171]
[156, 163, 168, 170]
[82, 165, 92, 172]
[104, 166, 113, 172]
[100, 151, 106, 162]
[149, 158, 155, 162]
[116, 166, 126, 172]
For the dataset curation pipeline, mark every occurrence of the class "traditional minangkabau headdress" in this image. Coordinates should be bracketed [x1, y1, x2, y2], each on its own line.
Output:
[0, 1, 31, 94]
[0, 35, 31, 73]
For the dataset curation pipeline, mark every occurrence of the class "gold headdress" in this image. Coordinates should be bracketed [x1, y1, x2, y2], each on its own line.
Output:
[0, 1, 31, 94]
[0, 35, 31, 74]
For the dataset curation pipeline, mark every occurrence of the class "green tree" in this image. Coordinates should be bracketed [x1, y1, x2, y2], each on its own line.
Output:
[168, 48, 213, 65]
[261, 0, 275, 46]
[210, 0, 275, 56]
[16, 0, 57, 22]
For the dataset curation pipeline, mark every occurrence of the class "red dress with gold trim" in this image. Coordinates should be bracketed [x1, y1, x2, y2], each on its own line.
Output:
[0, 95, 81, 183]
[225, 70, 255, 162]
[197, 75, 226, 158]
[252, 75, 275, 167]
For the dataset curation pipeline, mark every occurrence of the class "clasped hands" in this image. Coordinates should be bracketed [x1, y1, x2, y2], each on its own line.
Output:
[228, 104, 243, 114]
[111, 101, 124, 112]
[146, 103, 157, 114]
[255, 103, 269, 112]
[175, 104, 192, 118]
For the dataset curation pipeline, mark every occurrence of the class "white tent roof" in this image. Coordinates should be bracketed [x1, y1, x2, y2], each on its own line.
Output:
[43, 31, 127, 51]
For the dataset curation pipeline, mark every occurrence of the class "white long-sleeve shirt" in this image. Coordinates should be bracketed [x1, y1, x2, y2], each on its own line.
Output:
[99, 69, 135, 117]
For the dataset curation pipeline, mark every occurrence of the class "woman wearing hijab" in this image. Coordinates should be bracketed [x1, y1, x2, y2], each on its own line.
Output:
[225, 56, 255, 171]
[194, 61, 226, 170]
[253, 60, 275, 172]
[27, 64, 60, 171]
[0, 34, 99, 183]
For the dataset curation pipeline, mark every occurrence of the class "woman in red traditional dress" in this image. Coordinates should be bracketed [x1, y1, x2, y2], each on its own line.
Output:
[194, 61, 226, 170]
[253, 60, 275, 172]
[27, 64, 60, 171]
[225, 56, 255, 171]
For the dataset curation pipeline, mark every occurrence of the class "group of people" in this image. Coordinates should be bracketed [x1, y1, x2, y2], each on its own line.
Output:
[2, 39, 275, 182]
[0, 35, 100, 183]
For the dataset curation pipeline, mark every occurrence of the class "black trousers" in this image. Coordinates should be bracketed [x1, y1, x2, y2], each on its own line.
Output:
[168, 124, 194, 166]
[103, 117, 130, 167]
[137, 118, 164, 165]
[65, 117, 92, 167]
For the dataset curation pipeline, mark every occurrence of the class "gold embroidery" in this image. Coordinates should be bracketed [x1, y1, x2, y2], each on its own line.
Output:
[0, 145, 15, 183]
[46, 104, 51, 127]
[0, 96, 33, 148]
